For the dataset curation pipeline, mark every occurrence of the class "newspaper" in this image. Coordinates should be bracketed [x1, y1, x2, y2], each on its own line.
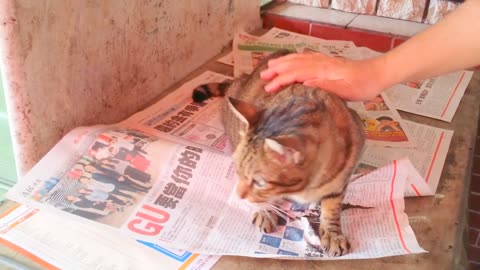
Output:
[261, 27, 357, 57]
[385, 71, 473, 122]
[0, 205, 218, 270]
[217, 52, 234, 66]
[5, 70, 428, 260]
[356, 120, 453, 197]
[125, 71, 234, 153]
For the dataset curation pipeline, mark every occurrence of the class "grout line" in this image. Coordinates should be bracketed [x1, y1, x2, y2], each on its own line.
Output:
[471, 227, 480, 232]
[389, 38, 395, 50]
[373, 0, 380, 15]
[469, 209, 480, 215]
[344, 14, 359, 29]
[470, 259, 480, 265]
[421, 0, 431, 23]
[477, 233, 480, 247]
[472, 191, 480, 196]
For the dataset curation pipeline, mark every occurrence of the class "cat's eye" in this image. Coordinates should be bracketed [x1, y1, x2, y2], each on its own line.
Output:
[252, 175, 267, 189]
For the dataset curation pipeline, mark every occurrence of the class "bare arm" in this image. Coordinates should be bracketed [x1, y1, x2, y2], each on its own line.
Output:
[261, 0, 480, 101]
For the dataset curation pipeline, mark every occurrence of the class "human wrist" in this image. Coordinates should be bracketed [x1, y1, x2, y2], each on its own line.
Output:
[363, 55, 398, 97]
[351, 57, 391, 99]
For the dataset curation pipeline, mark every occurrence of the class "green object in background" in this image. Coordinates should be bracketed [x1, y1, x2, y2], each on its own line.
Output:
[260, 0, 273, 6]
[0, 72, 17, 201]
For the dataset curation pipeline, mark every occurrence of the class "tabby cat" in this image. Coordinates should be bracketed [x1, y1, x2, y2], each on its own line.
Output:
[192, 50, 365, 257]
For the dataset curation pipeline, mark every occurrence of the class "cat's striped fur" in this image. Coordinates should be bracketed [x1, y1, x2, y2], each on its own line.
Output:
[192, 50, 365, 257]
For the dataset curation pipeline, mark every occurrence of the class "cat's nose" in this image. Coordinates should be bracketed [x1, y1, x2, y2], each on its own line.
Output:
[236, 181, 249, 199]
[237, 188, 248, 199]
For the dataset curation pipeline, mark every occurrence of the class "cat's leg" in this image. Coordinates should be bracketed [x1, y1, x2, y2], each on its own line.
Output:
[319, 194, 350, 257]
[251, 210, 280, 234]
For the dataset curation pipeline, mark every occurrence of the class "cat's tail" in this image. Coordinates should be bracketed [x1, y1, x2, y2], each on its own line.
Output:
[192, 81, 232, 103]
[192, 49, 291, 103]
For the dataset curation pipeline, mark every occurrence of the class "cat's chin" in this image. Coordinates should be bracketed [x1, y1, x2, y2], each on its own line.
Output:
[287, 194, 311, 204]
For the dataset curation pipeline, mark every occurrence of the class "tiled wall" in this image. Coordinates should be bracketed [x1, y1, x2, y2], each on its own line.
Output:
[284, 0, 460, 24]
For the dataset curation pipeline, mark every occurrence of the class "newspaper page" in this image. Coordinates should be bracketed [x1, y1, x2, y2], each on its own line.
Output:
[0, 205, 219, 270]
[123, 71, 234, 154]
[261, 28, 357, 58]
[232, 30, 358, 77]
[5, 69, 426, 260]
[217, 52, 234, 66]
[347, 94, 415, 148]
[218, 28, 356, 68]
[355, 120, 453, 197]
[385, 71, 474, 122]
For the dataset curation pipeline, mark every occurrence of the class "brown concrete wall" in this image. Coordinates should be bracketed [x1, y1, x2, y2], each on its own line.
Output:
[0, 0, 261, 176]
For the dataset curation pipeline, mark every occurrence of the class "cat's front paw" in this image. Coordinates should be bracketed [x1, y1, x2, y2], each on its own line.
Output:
[251, 211, 279, 234]
[320, 229, 350, 257]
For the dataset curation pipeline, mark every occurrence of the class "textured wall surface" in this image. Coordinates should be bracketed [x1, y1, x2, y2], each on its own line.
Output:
[0, 0, 261, 176]
[426, 0, 459, 24]
[331, 0, 376, 15]
[377, 0, 426, 22]
[286, 0, 460, 24]
[286, 0, 329, 8]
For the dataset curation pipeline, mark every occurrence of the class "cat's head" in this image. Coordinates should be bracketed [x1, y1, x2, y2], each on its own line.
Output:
[228, 97, 310, 204]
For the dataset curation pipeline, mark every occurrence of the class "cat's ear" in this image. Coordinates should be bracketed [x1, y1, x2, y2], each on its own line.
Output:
[228, 97, 261, 129]
[264, 136, 304, 166]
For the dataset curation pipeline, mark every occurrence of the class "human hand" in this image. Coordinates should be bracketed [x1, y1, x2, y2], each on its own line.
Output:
[260, 52, 389, 101]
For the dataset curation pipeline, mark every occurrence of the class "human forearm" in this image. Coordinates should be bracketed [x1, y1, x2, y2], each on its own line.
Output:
[374, 0, 480, 89]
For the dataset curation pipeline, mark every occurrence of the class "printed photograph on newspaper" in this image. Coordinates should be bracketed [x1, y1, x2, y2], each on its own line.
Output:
[348, 95, 414, 148]
[5, 126, 178, 229]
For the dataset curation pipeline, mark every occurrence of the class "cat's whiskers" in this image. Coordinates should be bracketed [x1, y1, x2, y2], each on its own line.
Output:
[262, 203, 290, 220]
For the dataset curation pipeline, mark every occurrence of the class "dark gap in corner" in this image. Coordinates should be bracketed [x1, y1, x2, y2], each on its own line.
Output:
[373, 0, 380, 15]
[421, 0, 431, 23]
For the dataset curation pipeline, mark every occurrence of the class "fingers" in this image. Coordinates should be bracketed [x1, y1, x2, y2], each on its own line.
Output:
[261, 52, 332, 92]
[260, 56, 302, 80]
[264, 68, 317, 93]
[259, 68, 277, 81]
[267, 52, 304, 66]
